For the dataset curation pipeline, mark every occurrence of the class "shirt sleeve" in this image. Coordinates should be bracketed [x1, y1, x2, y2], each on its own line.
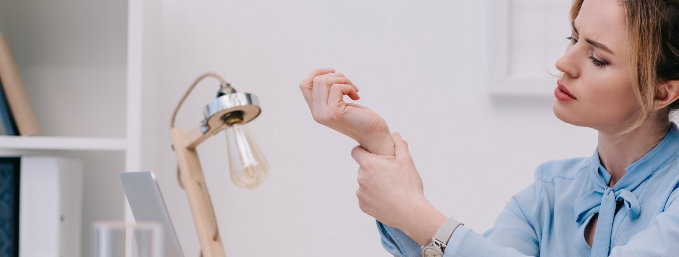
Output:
[377, 179, 542, 257]
[376, 221, 421, 257]
[608, 186, 679, 256]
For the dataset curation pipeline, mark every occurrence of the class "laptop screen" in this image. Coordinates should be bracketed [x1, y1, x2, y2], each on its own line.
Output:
[120, 171, 184, 257]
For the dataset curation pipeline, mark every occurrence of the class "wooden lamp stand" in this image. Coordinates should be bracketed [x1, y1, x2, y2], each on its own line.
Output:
[170, 72, 262, 257]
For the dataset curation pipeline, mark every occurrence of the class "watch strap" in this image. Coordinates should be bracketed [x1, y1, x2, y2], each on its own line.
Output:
[433, 218, 463, 249]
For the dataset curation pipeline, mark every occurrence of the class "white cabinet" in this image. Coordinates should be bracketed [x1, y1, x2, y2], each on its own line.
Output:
[19, 156, 83, 257]
[0, 0, 160, 255]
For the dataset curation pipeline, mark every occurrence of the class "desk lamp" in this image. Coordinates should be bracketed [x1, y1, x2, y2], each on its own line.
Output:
[170, 72, 268, 257]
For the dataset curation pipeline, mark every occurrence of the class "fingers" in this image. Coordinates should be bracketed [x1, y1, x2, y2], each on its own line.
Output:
[312, 75, 357, 120]
[392, 132, 411, 161]
[352, 143, 398, 175]
[351, 145, 374, 165]
[313, 72, 358, 92]
[300, 68, 335, 107]
[352, 133, 405, 167]
[300, 69, 360, 116]
[312, 74, 356, 105]
[328, 84, 360, 107]
[301, 68, 335, 89]
[356, 166, 366, 187]
[356, 167, 371, 214]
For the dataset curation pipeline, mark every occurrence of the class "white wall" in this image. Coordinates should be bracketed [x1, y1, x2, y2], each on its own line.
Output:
[144, 1, 598, 256]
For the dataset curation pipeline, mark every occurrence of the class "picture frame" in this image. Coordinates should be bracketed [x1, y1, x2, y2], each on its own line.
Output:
[487, 0, 572, 99]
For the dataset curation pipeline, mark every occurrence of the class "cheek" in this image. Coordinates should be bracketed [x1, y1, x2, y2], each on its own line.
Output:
[585, 73, 641, 121]
[553, 69, 641, 128]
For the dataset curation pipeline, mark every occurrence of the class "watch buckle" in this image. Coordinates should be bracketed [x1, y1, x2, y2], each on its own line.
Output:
[432, 238, 446, 249]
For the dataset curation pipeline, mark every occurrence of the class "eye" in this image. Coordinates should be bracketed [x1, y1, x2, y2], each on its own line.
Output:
[588, 55, 609, 68]
[566, 36, 578, 45]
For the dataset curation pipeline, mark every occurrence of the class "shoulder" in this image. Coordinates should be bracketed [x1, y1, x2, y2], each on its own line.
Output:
[533, 157, 591, 184]
[652, 157, 679, 211]
[511, 157, 591, 209]
[663, 172, 679, 211]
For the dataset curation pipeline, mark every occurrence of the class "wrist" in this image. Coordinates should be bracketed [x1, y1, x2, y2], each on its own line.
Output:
[420, 218, 464, 257]
[357, 129, 394, 156]
[401, 199, 447, 246]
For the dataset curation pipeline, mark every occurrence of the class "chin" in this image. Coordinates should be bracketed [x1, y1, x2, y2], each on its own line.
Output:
[553, 101, 588, 127]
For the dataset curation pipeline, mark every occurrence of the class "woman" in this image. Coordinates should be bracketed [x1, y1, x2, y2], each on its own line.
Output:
[299, 0, 679, 256]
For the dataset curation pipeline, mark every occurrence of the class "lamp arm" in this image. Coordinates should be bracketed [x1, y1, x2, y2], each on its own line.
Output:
[171, 72, 230, 257]
[172, 72, 229, 189]
[171, 72, 229, 128]
[172, 127, 227, 257]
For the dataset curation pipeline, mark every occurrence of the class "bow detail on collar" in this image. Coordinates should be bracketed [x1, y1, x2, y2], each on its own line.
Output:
[574, 187, 640, 225]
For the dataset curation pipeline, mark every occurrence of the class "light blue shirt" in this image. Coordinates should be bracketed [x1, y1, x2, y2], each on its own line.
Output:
[378, 124, 679, 257]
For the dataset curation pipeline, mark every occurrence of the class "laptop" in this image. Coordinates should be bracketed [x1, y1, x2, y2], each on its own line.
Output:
[120, 171, 185, 257]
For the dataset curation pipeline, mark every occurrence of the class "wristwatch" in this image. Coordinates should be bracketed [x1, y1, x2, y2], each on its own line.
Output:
[421, 218, 463, 257]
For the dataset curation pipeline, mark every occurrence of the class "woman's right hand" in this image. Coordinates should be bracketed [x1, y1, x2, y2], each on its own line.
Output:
[299, 68, 395, 156]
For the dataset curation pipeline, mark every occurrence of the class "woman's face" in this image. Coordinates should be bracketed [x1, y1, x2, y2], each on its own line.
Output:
[553, 0, 640, 134]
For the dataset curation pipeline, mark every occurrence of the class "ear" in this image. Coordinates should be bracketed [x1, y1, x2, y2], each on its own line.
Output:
[654, 80, 679, 110]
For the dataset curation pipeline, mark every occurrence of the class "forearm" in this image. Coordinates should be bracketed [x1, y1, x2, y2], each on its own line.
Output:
[380, 224, 533, 257]
[400, 198, 448, 245]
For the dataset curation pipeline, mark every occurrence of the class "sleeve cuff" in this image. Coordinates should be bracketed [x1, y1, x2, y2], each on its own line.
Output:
[443, 225, 471, 257]
[376, 221, 422, 257]
[376, 221, 472, 257]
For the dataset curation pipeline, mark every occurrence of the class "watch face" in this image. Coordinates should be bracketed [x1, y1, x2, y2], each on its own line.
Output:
[421, 246, 444, 257]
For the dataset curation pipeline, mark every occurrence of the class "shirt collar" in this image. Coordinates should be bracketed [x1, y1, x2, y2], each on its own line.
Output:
[590, 122, 679, 190]
[574, 123, 679, 224]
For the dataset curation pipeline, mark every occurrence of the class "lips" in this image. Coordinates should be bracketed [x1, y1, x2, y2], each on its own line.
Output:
[555, 82, 577, 101]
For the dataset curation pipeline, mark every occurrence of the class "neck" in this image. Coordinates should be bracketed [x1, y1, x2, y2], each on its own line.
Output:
[597, 116, 671, 187]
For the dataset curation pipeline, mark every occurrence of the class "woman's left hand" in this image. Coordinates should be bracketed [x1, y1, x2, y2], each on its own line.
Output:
[351, 132, 447, 245]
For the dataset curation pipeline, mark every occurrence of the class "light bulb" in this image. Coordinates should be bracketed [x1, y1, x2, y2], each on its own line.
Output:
[225, 122, 269, 189]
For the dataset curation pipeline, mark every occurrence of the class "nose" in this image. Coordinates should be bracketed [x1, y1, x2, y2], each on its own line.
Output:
[555, 45, 580, 78]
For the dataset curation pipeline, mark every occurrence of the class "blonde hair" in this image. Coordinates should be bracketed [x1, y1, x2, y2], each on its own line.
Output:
[570, 0, 679, 135]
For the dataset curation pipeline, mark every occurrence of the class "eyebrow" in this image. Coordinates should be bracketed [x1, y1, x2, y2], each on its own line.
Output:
[571, 21, 615, 55]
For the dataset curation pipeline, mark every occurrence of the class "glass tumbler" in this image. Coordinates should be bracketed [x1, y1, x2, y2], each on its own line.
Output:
[93, 221, 163, 257]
